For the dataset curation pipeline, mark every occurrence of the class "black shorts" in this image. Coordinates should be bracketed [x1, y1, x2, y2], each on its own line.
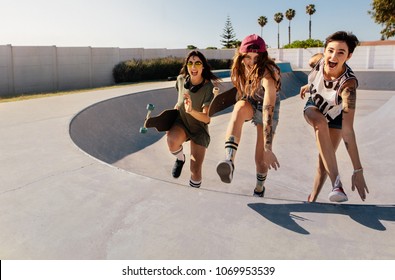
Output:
[304, 97, 342, 129]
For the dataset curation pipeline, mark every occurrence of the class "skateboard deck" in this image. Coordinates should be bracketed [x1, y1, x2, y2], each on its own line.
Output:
[208, 87, 238, 117]
[140, 105, 178, 133]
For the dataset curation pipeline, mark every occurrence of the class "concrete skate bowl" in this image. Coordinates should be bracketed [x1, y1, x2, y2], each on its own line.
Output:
[69, 63, 306, 164]
[69, 63, 309, 197]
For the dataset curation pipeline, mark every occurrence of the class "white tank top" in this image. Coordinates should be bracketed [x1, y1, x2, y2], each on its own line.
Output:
[308, 58, 358, 121]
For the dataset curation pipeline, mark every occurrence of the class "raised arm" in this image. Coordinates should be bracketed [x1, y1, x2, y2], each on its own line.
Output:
[183, 92, 211, 124]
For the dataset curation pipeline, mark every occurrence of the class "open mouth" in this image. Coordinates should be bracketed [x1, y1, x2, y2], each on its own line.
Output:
[328, 61, 338, 68]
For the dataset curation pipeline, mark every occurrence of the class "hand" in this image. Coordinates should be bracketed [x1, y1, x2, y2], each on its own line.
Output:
[264, 150, 280, 171]
[183, 92, 192, 113]
[300, 84, 309, 99]
[351, 171, 369, 201]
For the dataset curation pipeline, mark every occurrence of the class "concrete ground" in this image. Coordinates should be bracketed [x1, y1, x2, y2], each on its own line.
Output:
[1, 71, 395, 260]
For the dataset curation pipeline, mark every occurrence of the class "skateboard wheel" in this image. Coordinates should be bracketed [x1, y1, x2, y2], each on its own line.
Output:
[146, 104, 155, 111]
[213, 87, 219, 95]
[139, 127, 148, 134]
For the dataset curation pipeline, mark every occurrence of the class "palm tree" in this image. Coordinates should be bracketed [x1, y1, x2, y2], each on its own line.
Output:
[306, 4, 316, 39]
[257, 16, 268, 37]
[285, 9, 296, 45]
[274, 12, 284, 48]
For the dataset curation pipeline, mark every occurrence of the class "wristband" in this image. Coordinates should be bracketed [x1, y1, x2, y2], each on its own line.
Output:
[353, 168, 363, 174]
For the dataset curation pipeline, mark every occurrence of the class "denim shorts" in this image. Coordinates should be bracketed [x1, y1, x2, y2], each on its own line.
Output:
[248, 94, 280, 133]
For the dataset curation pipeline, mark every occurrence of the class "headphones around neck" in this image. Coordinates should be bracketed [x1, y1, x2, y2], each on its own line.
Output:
[184, 76, 205, 93]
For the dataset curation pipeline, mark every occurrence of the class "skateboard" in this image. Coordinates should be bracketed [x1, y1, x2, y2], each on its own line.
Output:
[139, 104, 178, 133]
[208, 87, 238, 117]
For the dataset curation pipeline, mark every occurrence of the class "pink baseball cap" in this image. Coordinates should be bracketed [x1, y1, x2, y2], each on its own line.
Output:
[239, 34, 267, 53]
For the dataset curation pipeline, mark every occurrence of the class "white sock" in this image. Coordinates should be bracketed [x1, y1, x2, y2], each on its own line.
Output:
[189, 179, 201, 188]
[171, 146, 185, 161]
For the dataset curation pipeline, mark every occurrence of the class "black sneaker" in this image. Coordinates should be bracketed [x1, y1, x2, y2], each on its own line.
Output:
[216, 160, 234, 183]
[172, 158, 185, 178]
[253, 186, 265, 197]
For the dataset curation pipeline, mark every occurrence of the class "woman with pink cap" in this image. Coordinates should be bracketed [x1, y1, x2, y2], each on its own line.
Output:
[216, 34, 281, 197]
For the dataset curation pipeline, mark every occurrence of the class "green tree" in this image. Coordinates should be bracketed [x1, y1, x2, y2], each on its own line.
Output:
[274, 12, 284, 48]
[257, 16, 268, 37]
[368, 0, 395, 39]
[285, 9, 296, 45]
[187, 45, 197, 50]
[283, 39, 324, 49]
[306, 4, 316, 39]
[220, 15, 237, 48]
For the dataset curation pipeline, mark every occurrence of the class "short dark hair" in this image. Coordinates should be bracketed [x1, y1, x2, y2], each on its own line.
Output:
[324, 31, 359, 54]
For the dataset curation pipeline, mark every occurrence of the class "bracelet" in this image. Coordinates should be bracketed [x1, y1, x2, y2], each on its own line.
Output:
[353, 168, 363, 174]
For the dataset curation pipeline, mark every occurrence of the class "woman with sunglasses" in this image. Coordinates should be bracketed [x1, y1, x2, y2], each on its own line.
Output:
[167, 50, 220, 188]
[216, 34, 281, 197]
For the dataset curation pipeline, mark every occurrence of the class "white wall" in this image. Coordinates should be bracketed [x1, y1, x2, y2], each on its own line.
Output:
[0, 45, 394, 96]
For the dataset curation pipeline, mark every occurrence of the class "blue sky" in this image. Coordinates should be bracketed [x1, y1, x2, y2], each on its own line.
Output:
[1, 0, 384, 49]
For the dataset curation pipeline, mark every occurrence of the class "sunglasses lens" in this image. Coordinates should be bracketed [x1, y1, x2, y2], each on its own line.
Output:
[187, 61, 203, 67]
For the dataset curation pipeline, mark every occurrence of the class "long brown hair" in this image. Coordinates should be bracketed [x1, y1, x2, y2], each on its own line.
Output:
[231, 50, 280, 100]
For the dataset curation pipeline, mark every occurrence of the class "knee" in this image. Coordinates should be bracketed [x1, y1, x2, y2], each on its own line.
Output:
[306, 116, 327, 131]
[167, 134, 180, 151]
[232, 101, 252, 120]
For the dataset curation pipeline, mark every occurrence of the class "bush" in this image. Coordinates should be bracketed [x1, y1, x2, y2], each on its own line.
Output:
[113, 57, 183, 83]
[208, 59, 233, 70]
[113, 57, 232, 84]
[283, 39, 324, 49]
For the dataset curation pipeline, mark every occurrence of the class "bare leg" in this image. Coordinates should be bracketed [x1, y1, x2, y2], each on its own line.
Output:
[304, 108, 340, 186]
[255, 124, 268, 174]
[167, 125, 187, 153]
[167, 125, 188, 178]
[190, 141, 206, 182]
[309, 128, 342, 201]
[217, 100, 253, 183]
[254, 124, 269, 195]
[224, 100, 253, 148]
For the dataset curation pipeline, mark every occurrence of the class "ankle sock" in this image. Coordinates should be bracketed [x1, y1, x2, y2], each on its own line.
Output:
[172, 146, 185, 161]
[256, 172, 267, 189]
[189, 179, 201, 188]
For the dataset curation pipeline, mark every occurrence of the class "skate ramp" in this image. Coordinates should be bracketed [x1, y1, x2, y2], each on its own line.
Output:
[69, 65, 309, 198]
[69, 64, 395, 203]
[69, 63, 306, 164]
[2, 63, 395, 260]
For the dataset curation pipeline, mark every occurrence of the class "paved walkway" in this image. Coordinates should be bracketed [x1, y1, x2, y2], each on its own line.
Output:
[1, 74, 395, 259]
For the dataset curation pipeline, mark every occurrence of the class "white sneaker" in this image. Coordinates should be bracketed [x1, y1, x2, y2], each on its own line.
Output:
[328, 176, 348, 202]
[216, 160, 234, 183]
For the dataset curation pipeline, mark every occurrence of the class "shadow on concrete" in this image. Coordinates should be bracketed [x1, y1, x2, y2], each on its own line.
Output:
[248, 202, 395, 234]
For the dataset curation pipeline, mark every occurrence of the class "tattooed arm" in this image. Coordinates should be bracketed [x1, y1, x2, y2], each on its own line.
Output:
[261, 73, 280, 170]
[341, 79, 369, 200]
[263, 104, 275, 151]
[341, 79, 357, 113]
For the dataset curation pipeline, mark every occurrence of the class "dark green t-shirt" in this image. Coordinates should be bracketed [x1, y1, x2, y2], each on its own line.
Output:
[175, 75, 214, 148]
